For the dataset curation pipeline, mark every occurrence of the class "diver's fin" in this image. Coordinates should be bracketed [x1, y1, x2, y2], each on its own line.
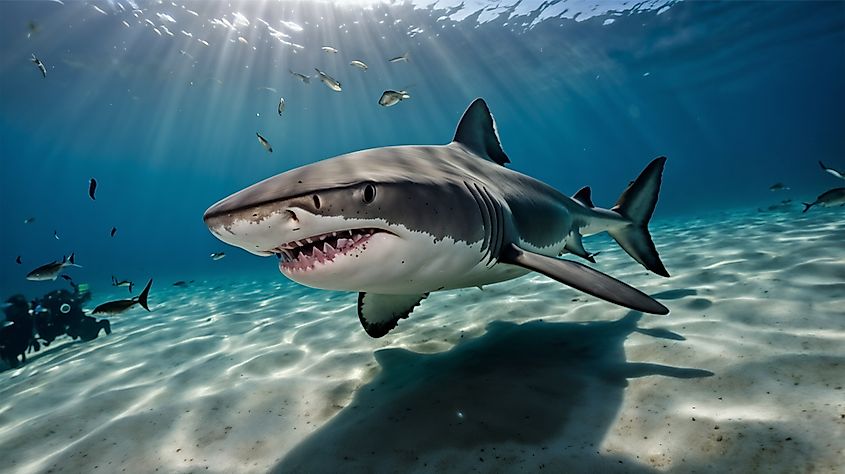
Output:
[563, 231, 598, 263]
[137, 279, 153, 311]
[357, 292, 429, 338]
[452, 98, 510, 166]
[572, 186, 595, 208]
[609, 157, 670, 277]
[501, 244, 668, 315]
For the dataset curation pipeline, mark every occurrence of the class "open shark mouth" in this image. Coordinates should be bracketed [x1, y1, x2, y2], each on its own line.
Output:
[272, 228, 392, 272]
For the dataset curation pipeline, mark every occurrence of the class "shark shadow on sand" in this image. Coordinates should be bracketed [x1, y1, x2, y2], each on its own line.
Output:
[272, 311, 713, 473]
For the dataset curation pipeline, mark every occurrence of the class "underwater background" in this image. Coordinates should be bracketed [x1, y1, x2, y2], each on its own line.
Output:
[1, 0, 843, 294]
[1, 1, 844, 473]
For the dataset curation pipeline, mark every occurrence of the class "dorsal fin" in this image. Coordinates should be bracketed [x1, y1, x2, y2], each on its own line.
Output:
[452, 98, 510, 166]
[573, 186, 595, 207]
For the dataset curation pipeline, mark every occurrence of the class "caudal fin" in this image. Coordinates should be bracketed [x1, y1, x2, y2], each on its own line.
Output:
[137, 279, 153, 311]
[802, 202, 814, 213]
[66, 252, 82, 268]
[608, 157, 670, 277]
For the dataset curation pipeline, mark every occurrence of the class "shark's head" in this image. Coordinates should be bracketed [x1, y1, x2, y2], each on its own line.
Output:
[203, 99, 510, 294]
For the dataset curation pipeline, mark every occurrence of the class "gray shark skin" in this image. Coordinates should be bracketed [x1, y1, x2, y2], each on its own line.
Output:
[204, 99, 671, 337]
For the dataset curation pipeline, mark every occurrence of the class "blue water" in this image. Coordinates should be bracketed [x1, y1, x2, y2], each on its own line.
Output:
[1, 0, 843, 296]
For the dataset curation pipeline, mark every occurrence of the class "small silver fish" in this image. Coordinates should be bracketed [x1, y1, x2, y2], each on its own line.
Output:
[256, 132, 273, 153]
[112, 276, 134, 293]
[349, 60, 368, 70]
[314, 68, 341, 92]
[26, 253, 81, 281]
[289, 69, 310, 84]
[819, 161, 845, 180]
[31, 53, 46, 78]
[378, 90, 411, 107]
[278, 97, 286, 116]
[802, 187, 845, 212]
[210, 252, 226, 260]
[387, 52, 409, 63]
[321, 46, 339, 54]
[24, 217, 35, 224]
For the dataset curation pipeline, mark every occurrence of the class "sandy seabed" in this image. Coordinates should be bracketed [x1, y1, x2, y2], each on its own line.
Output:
[1, 208, 843, 473]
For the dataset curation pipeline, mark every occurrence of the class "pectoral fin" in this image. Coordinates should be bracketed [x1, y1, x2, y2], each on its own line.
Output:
[357, 292, 429, 338]
[501, 244, 668, 315]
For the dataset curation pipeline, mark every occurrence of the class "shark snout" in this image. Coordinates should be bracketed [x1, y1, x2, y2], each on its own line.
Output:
[204, 200, 303, 256]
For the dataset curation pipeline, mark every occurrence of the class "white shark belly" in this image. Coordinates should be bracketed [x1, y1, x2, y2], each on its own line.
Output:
[355, 229, 530, 294]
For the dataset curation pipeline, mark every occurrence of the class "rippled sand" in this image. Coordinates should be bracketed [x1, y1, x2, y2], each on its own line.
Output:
[1, 208, 843, 473]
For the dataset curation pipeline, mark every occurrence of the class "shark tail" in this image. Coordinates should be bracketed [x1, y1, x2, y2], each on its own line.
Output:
[137, 279, 153, 311]
[608, 157, 670, 277]
[802, 202, 814, 213]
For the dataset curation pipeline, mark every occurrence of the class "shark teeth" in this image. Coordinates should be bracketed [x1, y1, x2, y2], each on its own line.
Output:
[273, 228, 382, 271]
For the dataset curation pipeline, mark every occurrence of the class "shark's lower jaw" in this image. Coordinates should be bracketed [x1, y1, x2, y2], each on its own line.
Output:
[273, 228, 390, 274]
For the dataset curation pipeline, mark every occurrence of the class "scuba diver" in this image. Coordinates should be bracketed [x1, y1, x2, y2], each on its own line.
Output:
[34, 282, 109, 343]
[0, 295, 39, 369]
[2, 279, 111, 371]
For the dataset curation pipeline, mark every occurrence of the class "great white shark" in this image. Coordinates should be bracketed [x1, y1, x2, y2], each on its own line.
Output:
[204, 99, 671, 337]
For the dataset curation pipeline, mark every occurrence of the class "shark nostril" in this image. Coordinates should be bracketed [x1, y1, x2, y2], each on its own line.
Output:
[285, 209, 299, 223]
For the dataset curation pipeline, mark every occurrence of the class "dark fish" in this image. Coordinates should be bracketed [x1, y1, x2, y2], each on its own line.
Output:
[92, 279, 152, 314]
[62, 274, 79, 291]
[24, 217, 35, 224]
[110, 226, 117, 237]
[16, 256, 22, 264]
[769, 182, 789, 191]
[210, 252, 226, 260]
[278, 97, 286, 116]
[819, 161, 845, 180]
[256, 132, 273, 153]
[53, 230, 59, 240]
[803, 187, 845, 212]
[31, 53, 46, 78]
[172, 279, 195, 287]
[89, 178, 97, 200]
[26, 253, 81, 281]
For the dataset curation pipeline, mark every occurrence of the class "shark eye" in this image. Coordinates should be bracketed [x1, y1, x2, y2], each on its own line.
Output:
[312, 194, 321, 209]
[363, 184, 376, 204]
